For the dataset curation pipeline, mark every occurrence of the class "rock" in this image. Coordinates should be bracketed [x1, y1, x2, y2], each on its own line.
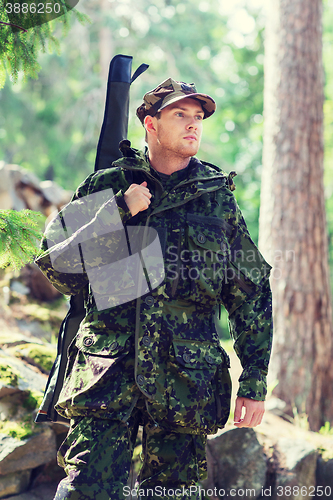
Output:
[14, 319, 54, 341]
[18, 185, 44, 212]
[204, 428, 267, 499]
[9, 282, 30, 297]
[0, 333, 44, 349]
[0, 470, 31, 499]
[0, 162, 72, 215]
[9, 343, 56, 374]
[0, 427, 56, 475]
[1, 481, 58, 500]
[265, 397, 287, 417]
[0, 357, 21, 399]
[0, 396, 23, 421]
[0, 350, 47, 398]
[39, 180, 72, 208]
[32, 457, 66, 486]
[274, 438, 317, 500]
[0, 163, 26, 211]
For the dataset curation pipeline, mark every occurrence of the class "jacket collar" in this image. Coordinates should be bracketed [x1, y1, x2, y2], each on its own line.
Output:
[113, 142, 227, 185]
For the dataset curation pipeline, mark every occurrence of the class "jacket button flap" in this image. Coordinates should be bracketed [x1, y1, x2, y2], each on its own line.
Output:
[76, 331, 131, 357]
[187, 225, 229, 254]
[173, 340, 222, 369]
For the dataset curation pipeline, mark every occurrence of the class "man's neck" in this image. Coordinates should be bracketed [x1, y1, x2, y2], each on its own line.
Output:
[148, 152, 191, 175]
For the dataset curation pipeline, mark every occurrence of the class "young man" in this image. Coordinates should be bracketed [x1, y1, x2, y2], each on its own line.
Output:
[36, 78, 272, 500]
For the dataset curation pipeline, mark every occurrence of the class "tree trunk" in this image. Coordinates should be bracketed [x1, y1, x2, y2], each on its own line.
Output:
[259, 0, 333, 431]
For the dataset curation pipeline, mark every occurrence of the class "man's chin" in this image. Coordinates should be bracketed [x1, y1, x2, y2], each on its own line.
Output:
[178, 143, 200, 157]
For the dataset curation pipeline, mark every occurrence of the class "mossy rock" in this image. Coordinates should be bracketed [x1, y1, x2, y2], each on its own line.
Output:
[0, 332, 43, 348]
[17, 301, 67, 326]
[0, 420, 36, 441]
[0, 390, 43, 440]
[11, 343, 56, 373]
[0, 362, 20, 388]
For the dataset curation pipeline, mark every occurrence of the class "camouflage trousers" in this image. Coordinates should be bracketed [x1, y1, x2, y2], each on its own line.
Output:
[54, 397, 207, 500]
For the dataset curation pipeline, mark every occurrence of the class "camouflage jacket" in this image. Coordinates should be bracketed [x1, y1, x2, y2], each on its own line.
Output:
[35, 147, 272, 435]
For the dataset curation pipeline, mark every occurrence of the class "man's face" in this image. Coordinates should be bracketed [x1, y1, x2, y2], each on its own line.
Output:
[151, 97, 204, 159]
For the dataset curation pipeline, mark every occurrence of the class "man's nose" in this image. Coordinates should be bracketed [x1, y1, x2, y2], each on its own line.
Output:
[186, 117, 198, 129]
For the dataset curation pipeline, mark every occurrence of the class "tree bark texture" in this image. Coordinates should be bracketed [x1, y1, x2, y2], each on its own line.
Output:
[259, 0, 333, 431]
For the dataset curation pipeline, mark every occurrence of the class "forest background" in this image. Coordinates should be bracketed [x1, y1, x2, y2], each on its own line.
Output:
[0, 0, 333, 304]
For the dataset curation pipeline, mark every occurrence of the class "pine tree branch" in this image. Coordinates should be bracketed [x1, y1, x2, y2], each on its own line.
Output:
[0, 1, 89, 88]
[0, 209, 43, 271]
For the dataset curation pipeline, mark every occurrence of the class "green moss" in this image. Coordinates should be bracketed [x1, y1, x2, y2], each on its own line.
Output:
[20, 302, 66, 326]
[319, 421, 333, 436]
[22, 390, 43, 411]
[0, 362, 20, 387]
[14, 343, 56, 373]
[0, 420, 35, 440]
[318, 446, 333, 461]
[0, 392, 42, 440]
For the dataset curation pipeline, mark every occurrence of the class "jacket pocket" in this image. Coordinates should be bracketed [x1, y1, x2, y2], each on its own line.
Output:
[166, 340, 228, 432]
[56, 331, 133, 416]
[184, 222, 230, 305]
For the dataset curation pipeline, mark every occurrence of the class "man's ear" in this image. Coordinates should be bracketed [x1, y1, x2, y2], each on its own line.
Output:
[144, 115, 157, 137]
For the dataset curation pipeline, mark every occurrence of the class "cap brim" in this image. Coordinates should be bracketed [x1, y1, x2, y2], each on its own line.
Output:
[158, 92, 216, 118]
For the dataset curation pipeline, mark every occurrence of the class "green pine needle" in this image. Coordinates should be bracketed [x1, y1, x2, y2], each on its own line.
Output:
[0, 1, 89, 89]
[0, 209, 43, 271]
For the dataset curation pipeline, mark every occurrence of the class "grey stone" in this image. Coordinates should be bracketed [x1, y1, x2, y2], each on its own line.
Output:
[40, 180, 72, 207]
[0, 398, 17, 421]
[15, 320, 52, 339]
[0, 428, 56, 475]
[1, 481, 59, 500]
[0, 350, 48, 398]
[0, 163, 71, 215]
[0, 387, 20, 400]
[265, 397, 287, 417]
[204, 428, 267, 499]
[0, 470, 31, 499]
[274, 438, 317, 500]
[10, 282, 30, 297]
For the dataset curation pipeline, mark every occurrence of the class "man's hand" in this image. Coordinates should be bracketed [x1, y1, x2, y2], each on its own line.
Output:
[124, 181, 152, 217]
[233, 397, 265, 428]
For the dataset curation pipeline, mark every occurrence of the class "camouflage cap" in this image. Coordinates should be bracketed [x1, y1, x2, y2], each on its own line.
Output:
[136, 77, 216, 123]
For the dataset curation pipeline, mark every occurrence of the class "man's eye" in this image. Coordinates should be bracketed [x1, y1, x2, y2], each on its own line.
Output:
[196, 115, 204, 120]
[175, 112, 184, 117]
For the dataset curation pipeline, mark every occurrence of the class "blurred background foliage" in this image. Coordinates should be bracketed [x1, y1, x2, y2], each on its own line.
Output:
[0, 0, 332, 271]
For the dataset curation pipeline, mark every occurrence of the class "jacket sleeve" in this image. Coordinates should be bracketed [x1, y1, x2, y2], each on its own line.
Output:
[35, 172, 132, 296]
[220, 204, 273, 401]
